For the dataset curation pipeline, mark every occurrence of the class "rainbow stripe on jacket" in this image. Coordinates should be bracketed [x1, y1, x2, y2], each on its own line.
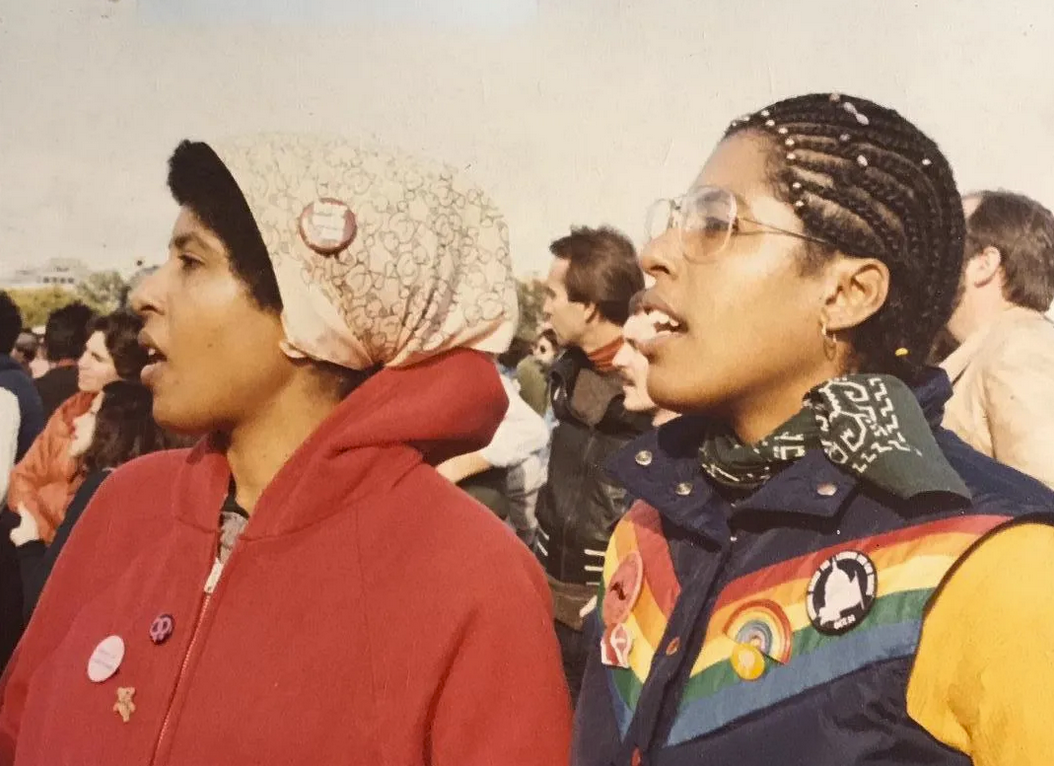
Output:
[600, 505, 1010, 745]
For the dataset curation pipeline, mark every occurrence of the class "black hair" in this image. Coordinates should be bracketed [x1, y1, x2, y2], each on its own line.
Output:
[498, 336, 533, 369]
[166, 140, 375, 400]
[725, 93, 965, 383]
[91, 310, 148, 381]
[44, 302, 96, 362]
[0, 291, 21, 356]
[965, 190, 1054, 312]
[166, 140, 282, 313]
[81, 380, 182, 475]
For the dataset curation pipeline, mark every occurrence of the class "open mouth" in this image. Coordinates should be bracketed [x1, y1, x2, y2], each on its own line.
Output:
[645, 308, 684, 337]
[639, 292, 688, 341]
[630, 292, 688, 358]
[138, 330, 169, 385]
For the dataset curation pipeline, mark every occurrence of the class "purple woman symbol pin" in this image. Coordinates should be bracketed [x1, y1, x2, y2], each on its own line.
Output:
[149, 614, 175, 645]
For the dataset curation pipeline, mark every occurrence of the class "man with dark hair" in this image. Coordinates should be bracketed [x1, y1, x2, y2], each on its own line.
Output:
[942, 190, 1054, 487]
[35, 302, 95, 418]
[0, 292, 44, 462]
[535, 225, 650, 706]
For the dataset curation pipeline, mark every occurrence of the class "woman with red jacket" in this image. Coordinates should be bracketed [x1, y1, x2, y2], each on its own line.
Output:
[6, 311, 147, 542]
[0, 134, 570, 765]
[12, 380, 182, 620]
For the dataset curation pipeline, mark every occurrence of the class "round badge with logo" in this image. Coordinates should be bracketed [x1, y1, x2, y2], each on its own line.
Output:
[806, 550, 878, 635]
[297, 198, 357, 256]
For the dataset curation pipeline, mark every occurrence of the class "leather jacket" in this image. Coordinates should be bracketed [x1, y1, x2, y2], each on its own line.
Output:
[535, 347, 651, 625]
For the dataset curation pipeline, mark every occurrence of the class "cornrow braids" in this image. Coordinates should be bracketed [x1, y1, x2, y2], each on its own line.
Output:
[725, 94, 965, 383]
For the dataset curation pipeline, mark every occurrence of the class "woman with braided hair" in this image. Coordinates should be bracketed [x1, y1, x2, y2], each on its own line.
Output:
[573, 93, 1054, 766]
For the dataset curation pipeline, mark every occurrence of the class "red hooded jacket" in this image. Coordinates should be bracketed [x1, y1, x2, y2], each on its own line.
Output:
[0, 350, 571, 765]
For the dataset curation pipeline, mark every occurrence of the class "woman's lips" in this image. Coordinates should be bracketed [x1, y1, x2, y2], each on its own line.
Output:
[138, 329, 168, 386]
[637, 292, 687, 354]
[140, 360, 165, 387]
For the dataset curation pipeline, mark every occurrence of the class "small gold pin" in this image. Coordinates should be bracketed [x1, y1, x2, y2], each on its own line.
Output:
[114, 687, 136, 723]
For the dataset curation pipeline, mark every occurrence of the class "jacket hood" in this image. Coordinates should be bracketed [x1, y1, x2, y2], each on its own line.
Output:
[311, 347, 508, 465]
[173, 348, 508, 537]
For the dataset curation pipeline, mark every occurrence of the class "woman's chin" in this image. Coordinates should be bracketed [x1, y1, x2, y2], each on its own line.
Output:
[648, 375, 721, 417]
[152, 401, 207, 437]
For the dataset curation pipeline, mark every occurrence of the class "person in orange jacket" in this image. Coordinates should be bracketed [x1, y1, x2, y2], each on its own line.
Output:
[6, 311, 146, 542]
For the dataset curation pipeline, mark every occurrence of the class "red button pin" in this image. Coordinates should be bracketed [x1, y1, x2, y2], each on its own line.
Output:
[297, 198, 357, 256]
[602, 551, 644, 627]
[149, 614, 175, 645]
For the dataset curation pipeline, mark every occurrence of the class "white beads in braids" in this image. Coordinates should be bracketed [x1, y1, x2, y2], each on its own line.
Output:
[842, 101, 870, 126]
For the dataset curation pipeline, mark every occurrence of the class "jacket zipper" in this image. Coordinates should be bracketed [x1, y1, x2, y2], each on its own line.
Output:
[148, 556, 226, 765]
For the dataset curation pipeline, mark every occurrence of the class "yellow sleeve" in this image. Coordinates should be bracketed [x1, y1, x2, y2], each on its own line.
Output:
[907, 523, 1054, 765]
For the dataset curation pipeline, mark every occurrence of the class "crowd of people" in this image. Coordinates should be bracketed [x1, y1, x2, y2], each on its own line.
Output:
[0, 91, 1053, 764]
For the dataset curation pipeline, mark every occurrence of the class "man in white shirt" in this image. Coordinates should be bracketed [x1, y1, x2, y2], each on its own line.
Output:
[0, 389, 19, 501]
[436, 362, 550, 544]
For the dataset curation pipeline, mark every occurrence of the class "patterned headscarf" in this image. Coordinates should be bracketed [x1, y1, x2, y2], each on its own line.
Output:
[211, 134, 518, 370]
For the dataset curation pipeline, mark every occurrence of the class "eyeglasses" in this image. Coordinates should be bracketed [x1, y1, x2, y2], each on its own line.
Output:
[644, 185, 834, 262]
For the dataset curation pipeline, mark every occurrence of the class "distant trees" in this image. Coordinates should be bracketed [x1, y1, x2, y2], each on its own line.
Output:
[8, 270, 129, 329]
[516, 277, 547, 341]
[75, 270, 130, 313]
[6, 288, 75, 330]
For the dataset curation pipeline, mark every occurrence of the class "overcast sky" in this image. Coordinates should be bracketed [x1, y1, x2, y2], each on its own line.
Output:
[2, 0, 1053, 277]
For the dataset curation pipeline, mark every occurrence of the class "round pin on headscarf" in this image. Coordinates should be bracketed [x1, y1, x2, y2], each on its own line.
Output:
[806, 550, 877, 635]
[297, 197, 357, 256]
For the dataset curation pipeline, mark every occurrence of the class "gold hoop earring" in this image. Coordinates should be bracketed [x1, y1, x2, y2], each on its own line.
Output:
[820, 321, 838, 361]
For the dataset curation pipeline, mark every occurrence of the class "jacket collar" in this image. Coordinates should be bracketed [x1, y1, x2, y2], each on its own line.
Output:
[0, 354, 22, 374]
[550, 347, 646, 430]
[607, 367, 962, 545]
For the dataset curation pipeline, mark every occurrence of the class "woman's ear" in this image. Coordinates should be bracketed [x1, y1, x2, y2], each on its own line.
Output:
[821, 256, 890, 333]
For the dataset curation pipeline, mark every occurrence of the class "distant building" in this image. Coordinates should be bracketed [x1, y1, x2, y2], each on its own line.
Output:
[0, 258, 92, 290]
